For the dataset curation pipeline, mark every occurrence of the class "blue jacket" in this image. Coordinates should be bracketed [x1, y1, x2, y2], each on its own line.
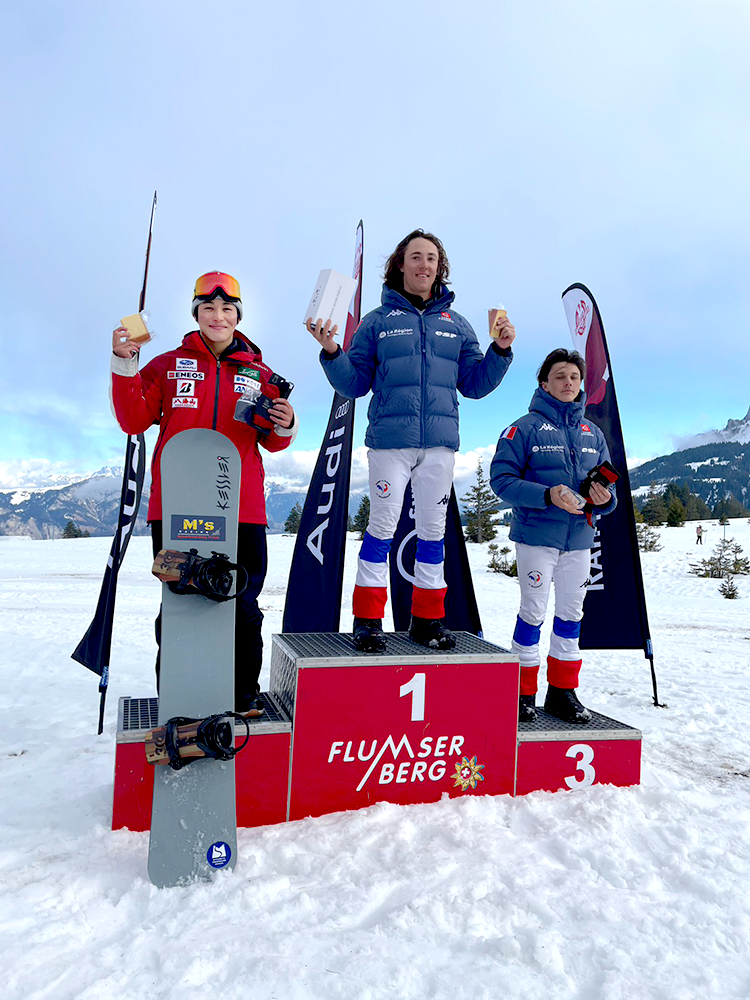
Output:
[320, 284, 512, 451]
[490, 387, 617, 551]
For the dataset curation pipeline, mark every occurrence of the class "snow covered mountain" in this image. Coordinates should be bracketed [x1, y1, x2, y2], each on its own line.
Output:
[0, 468, 365, 538]
[629, 405, 750, 509]
[675, 405, 750, 449]
[0, 467, 152, 539]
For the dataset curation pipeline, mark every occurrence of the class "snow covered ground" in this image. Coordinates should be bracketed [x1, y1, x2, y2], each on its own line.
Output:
[1, 520, 749, 1000]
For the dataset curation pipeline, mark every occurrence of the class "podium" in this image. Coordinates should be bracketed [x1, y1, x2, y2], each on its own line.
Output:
[112, 631, 641, 831]
[270, 632, 519, 820]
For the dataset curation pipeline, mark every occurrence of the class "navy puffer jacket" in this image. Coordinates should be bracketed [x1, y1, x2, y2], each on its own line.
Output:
[320, 284, 512, 451]
[490, 387, 617, 551]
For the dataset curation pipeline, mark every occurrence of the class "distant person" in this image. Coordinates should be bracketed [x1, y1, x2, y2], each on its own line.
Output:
[490, 348, 616, 724]
[696, 524, 703, 545]
[110, 272, 297, 711]
[308, 229, 515, 652]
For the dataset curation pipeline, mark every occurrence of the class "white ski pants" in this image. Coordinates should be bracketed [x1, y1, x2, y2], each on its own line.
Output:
[512, 543, 591, 669]
[356, 447, 455, 592]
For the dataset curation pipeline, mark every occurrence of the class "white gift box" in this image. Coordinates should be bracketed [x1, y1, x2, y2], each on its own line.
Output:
[304, 269, 358, 335]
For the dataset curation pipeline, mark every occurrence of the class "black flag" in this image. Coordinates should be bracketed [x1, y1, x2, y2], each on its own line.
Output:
[283, 222, 364, 633]
[562, 283, 660, 703]
[72, 190, 155, 731]
[72, 433, 146, 732]
[389, 485, 483, 635]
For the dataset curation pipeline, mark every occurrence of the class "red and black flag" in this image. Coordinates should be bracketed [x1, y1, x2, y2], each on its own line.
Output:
[562, 283, 659, 702]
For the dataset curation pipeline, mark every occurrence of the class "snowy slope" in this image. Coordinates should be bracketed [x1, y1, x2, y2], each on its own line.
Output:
[1, 522, 749, 1000]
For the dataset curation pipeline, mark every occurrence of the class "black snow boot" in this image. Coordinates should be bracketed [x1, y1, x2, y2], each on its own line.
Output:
[544, 685, 592, 724]
[408, 617, 456, 650]
[353, 618, 386, 652]
[519, 694, 537, 722]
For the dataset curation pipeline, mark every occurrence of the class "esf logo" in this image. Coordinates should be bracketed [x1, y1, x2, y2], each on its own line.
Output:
[435, 330, 457, 338]
[375, 480, 391, 498]
[527, 571, 543, 588]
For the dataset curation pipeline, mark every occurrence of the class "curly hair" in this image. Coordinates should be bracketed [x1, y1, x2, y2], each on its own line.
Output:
[383, 229, 450, 296]
[537, 348, 586, 385]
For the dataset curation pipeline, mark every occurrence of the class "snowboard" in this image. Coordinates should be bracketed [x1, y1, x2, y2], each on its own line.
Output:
[147, 428, 241, 887]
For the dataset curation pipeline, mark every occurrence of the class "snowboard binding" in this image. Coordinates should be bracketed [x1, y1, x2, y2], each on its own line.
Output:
[152, 548, 249, 602]
[145, 711, 253, 770]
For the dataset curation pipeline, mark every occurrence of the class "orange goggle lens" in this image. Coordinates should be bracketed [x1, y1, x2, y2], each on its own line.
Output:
[193, 271, 241, 300]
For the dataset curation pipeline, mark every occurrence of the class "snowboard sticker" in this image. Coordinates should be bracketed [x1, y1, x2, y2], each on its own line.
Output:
[147, 429, 241, 887]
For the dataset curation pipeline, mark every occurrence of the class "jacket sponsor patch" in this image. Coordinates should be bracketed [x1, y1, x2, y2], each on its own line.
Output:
[532, 444, 565, 452]
[500, 426, 517, 439]
[581, 424, 594, 435]
[167, 370, 205, 380]
[539, 423, 558, 432]
[379, 328, 413, 338]
[385, 309, 406, 318]
[176, 380, 195, 396]
[175, 358, 197, 370]
[440, 312, 454, 322]
[237, 367, 260, 379]
[435, 330, 457, 338]
[172, 396, 199, 408]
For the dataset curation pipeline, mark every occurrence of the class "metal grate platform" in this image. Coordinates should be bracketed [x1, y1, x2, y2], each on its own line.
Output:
[270, 631, 516, 721]
[116, 693, 291, 743]
[518, 708, 642, 742]
[274, 630, 511, 663]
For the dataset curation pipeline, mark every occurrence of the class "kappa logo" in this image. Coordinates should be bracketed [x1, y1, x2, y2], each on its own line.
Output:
[375, 480, 391, 498]
[539, 423, 558, 432]
[172, 396, 198, 408]
[385, 309, 406, 318]
[437, 494, 450, 506]
[175, 358, 197, 370]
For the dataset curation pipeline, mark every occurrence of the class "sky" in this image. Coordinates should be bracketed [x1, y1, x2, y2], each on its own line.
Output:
[2, 0, 749, 490]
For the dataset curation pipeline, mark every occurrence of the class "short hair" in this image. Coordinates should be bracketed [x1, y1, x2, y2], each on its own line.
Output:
[537, 348, 586, 385]
[383, 229, 450, 295]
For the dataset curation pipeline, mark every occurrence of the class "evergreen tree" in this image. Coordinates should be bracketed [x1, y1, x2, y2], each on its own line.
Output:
[283, 502, 303, 534]
[461, 459, 500, 543]
[641, 484, 668, 526]
[719, 576, 740, 599]
[685, 492, 712, 520]
[714, 494, 750, 520]
[352, 495, 370, 540]
[632, 500, 644, 524]
[666, 497, 686, 527]
[636, 523, 662, 552]
[690, 537, 750, 578]
[62, 520, 82, 538]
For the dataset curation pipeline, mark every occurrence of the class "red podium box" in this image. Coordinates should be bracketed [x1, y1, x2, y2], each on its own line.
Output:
[112, 694, 292, 831]
[515, 709, 642, 795]
[270, 632, 520, 822]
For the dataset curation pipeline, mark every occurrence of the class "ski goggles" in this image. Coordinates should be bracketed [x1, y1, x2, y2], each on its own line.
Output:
[193, 272, 242, 300]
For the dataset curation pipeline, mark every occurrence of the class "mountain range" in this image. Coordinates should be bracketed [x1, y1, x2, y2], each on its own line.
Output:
[2, 406, 748, 539]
